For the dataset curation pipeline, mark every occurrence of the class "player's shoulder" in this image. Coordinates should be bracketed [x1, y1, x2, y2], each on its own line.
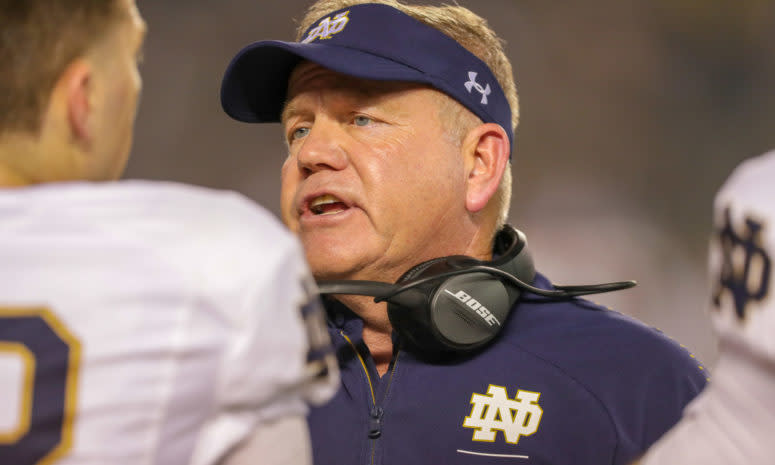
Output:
[107, 179, 279, 225]
[109, 180, 300, 267]
[724, 149, 775, 185]
[1, 179, 273, 222]
[717, 150, 775, 206]
[60, 179, 292, 247]
[136, 180, 289, 240]
[9, 179, 301, 273]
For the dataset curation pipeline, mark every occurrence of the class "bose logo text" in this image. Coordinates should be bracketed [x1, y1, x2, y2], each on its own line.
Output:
[444, 289, 501, 326]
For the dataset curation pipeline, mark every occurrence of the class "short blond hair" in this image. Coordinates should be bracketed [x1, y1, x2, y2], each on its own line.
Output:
[0, 0, 126, 136]
[296, 0, 516, 228]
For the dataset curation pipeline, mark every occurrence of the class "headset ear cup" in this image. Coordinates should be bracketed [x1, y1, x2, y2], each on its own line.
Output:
[387, 272, 517, 358]
[429, 274, 514, 348]
[389, 257, 469, 357]
[387, 227, 531, 357]
[388, 226, 533, 358]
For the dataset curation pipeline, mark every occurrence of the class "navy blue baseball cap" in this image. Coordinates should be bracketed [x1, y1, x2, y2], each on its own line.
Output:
[220, 3, 513, 151]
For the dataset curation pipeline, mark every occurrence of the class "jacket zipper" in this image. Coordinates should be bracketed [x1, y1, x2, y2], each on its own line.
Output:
[341, 331, 401, 465]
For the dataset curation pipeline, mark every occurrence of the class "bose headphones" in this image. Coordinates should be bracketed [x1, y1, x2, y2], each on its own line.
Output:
[317, 226, 635, 358]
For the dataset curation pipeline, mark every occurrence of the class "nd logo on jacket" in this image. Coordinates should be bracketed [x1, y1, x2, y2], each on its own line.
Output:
[463, 384, 543, 444]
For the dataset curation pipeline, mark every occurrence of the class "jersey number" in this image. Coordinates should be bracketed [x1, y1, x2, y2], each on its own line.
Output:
[0, 308, 81, 465]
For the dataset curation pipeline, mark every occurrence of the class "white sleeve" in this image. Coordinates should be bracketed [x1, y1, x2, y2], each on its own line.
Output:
[217, 415, 312, 465]
[637, 345, 775, 465]
[189, 235, 337, 465]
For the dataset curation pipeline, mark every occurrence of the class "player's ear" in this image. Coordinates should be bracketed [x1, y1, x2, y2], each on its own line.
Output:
[54, 59, 94, 147]
[462, 123, 510, 213]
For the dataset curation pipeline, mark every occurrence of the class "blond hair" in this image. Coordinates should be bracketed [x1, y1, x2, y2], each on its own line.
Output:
[0, 0, 126, 136]
[296, 0, 516, 228]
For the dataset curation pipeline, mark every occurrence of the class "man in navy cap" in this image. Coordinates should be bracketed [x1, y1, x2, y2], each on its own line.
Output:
[221, 1, 707, 464]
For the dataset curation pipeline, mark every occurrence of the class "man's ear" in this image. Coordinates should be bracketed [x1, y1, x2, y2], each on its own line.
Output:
[462, 123, 510, 213]
[53, 59, 93, 146]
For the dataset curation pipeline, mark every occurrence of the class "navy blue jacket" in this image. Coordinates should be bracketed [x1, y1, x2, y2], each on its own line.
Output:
[308, 273, 707, 465]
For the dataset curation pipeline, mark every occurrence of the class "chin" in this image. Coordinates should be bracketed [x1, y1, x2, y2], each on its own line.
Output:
[306, 250, 358, 281]
[303, 241, 376, 282]
[298, 219, 381, 280]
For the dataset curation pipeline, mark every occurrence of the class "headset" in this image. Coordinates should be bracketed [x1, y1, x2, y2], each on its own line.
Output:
[317, 225, 636, 358]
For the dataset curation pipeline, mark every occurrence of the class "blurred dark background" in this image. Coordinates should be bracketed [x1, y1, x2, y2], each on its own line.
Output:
[128, 0, 775, 365]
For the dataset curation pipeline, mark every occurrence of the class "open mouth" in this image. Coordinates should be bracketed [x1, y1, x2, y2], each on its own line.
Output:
[309, 194, 349, 216]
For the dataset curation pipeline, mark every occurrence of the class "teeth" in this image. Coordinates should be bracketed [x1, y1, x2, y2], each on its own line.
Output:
[310, 194, 340, 209]
[309, 194, 345, 215]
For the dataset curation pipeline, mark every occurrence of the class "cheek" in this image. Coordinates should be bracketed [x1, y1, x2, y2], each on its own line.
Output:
[280, 159, 300, 229]
[123, 67, 142, 121]
[115, 78, 139, 152]
[394, 142, 463, 208]
[102, 74, 137, 133]
[376, 135, 455, 187]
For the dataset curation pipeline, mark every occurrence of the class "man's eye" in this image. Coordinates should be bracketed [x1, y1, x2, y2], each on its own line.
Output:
[353, 115, 372, 126]
[291, 127, 310, 140]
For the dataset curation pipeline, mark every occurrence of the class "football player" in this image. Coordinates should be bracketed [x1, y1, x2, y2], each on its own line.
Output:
[0, 1, 337, 464]
[635, 150, 775, 464]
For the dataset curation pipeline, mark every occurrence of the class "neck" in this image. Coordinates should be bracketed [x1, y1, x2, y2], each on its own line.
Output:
[0, 130, 84, 187]
[0, 138, 35, 187]
[0, 163, 31, 187]
[335, 295, 394, 376]
[329, 225, 499, 376]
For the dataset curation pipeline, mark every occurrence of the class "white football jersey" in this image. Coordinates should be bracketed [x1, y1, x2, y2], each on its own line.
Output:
[0, 181, 337, 465]
[638, 150, 775, 465]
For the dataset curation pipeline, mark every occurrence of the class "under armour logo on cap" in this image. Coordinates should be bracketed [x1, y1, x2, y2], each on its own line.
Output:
[464, 71, 491, 105]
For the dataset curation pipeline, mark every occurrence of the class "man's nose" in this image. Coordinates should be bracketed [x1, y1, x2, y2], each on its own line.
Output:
[296, 119, 348, 176]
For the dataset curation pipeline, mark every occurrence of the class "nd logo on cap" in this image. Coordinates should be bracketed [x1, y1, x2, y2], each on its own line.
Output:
[302, 11, 350, 43]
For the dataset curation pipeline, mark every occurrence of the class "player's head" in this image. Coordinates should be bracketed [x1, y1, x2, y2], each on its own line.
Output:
[221, 1, 518, 281]
[0, 0, 146, 186]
